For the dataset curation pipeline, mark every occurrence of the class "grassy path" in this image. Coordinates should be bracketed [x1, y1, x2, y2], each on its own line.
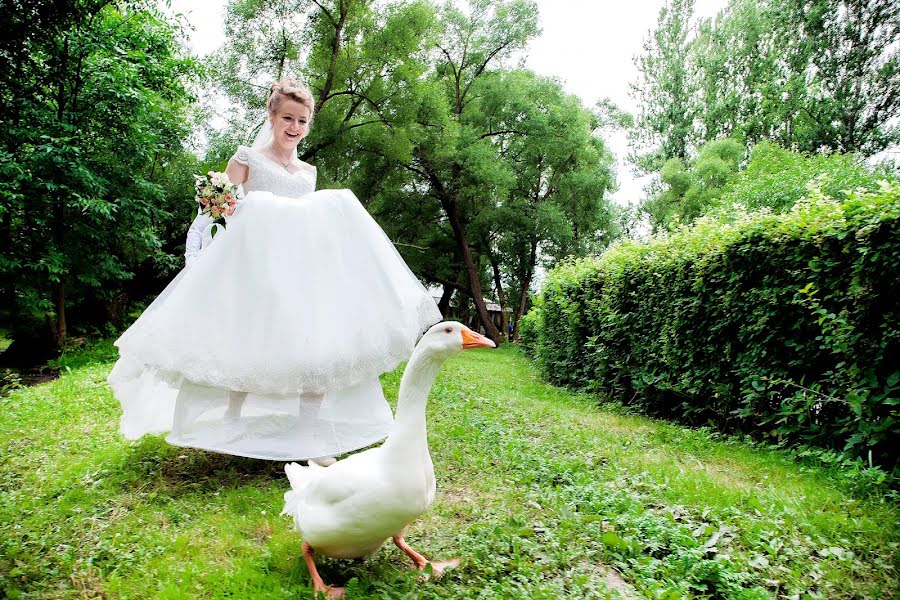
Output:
[1, 344, 897, 599]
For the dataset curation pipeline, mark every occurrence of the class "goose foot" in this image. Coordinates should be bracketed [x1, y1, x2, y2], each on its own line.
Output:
[425, 557, 460, 576]
[302, 542, 344, 598]
[417, 557, 460, 580]
[392, 535, 460, 580]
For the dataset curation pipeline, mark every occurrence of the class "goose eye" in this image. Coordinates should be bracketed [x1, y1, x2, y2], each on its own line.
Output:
[444, 327, 452, 334]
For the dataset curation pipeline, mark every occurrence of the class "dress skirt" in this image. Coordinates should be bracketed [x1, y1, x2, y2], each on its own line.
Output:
[108, 189, 441, 460]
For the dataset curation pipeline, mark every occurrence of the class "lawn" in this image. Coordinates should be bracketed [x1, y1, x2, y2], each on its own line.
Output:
[1, 342, 897, 599]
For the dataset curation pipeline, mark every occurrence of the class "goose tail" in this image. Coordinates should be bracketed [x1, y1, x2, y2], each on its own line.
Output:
[282, 461, 325, 524]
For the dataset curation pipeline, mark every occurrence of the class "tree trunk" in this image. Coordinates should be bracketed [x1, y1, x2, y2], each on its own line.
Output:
[53, 279, 66, 349]
[415, 148, 501, 342]
[512, 240, 537, 341]
[441, 196, 501, 342]
[51, 194, 67, 350]
[512, 270, 531, 341]
[315, 0, 348, 115]
[50, 39, 70, 351]
[437, 283, 453, 318]
[0, 195, 12, 326]
[488, 252, 509, 341]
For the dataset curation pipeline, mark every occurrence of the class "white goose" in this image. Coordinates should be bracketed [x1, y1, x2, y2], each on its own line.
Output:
[282, 321, 495, 598]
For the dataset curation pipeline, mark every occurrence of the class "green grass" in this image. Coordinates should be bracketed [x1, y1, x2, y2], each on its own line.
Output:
[1, 343, 897, 599]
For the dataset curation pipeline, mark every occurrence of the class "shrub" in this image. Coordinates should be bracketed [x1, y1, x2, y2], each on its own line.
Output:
[533, 182, 900, 468]
[517, 302, 542, 357]
[717, 141, 895, 212]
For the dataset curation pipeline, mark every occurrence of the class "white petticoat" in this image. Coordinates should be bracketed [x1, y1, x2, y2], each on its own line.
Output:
[109, 189, 441, 460]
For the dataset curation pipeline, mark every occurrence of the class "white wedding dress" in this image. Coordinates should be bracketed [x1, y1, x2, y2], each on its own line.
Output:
[108, 145, 441, 460]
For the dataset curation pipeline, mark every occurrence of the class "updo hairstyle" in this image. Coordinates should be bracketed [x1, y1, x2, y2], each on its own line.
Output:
[267, 78, 315, 124]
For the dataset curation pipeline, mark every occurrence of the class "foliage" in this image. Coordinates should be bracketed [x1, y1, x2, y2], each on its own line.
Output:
[642, 138, 897, 231]
[468, 70, 619, 336]
[630, 0, 696, 173]
[208, 0, 619, 340]
[529, 182, 900, 468]
[1, 345, 897, 598]
[717, 141, 898, 212]
[632, 0, 900, 169]
[516, 296, 542, 356]
[0, 1, 200, 353]
[641, 138, 743, 231]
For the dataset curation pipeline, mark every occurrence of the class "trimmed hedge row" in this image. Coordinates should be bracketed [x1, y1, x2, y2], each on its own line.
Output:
[522, 183, 900, 467]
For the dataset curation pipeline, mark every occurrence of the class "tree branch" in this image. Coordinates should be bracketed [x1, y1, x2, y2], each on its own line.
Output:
[316, 0, 348, 114]
[459, 41, 510, 109]
[479, 129, 525, 139]
[309, 0, 337, 28]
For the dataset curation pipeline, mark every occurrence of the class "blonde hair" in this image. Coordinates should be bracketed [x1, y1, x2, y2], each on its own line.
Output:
[267, 78, 315, 123]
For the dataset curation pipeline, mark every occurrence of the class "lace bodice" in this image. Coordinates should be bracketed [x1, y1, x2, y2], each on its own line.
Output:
[232, 145, 316, 198]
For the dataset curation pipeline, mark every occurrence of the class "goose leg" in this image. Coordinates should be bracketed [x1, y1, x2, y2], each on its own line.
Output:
[392, 535, 460, 577]
[302, 542, 344, 598]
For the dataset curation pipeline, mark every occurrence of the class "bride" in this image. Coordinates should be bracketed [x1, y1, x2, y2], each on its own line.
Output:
[108, 78, 441, 462]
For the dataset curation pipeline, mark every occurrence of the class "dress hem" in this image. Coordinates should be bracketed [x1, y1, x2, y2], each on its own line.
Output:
[162, 432, 390, 462]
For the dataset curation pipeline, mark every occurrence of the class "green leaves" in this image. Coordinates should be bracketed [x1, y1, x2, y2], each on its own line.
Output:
[634, 0, 900, 166]
[0, 1, 202, 347]
[531, 182, 900, 469]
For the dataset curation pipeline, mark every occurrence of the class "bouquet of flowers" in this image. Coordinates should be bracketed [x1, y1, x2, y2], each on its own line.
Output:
[193, 171, 238, 237]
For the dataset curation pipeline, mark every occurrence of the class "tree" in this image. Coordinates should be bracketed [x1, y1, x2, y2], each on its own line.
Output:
[641, 138, 743, 230]
[394, 0, 541, 342]
[641, 138, 896, 231]
[716, 141, 897, 212]
[206, 0, 438, 172]
[0, 1, 199, 358]
[473, 71, 617, 338]
[631, 0, 899, 234]
[647, 0, 900, 158]
[778, 0, 900, 154]
[630, 0, 696, 173]
[327, 0, 543, 342]
[207, 0, 620, 343]
[691, 0, 786, 145]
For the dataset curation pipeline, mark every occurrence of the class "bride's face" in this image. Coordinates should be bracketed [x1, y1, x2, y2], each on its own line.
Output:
[269, 98, 311, 150]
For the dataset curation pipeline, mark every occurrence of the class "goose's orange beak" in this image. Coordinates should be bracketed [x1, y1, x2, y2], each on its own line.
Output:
[461, 326, 496, 349]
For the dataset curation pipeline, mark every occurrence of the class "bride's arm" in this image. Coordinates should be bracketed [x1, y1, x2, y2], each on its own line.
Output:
[226, 158, 249, 187]
[225, 145, 251, 186]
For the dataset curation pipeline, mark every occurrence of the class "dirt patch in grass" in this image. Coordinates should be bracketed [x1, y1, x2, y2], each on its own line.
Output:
[595, 562, 639, 598]
[1, 366, 60, 396]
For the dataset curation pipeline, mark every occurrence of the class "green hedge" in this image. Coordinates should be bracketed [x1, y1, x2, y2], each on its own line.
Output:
[524, 183, 900, 467]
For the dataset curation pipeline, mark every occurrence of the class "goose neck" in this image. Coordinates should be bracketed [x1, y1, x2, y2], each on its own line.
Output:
[384, 348, 442, 450]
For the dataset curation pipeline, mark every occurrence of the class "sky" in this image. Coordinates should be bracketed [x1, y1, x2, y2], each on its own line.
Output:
[167, 0, 731, 206]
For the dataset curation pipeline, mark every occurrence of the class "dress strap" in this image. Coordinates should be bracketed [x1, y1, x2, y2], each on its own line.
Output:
[232, 145, 252, 166]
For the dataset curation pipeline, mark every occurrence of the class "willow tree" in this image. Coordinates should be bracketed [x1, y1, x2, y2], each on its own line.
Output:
[206, 0, 437, 174]
[208, 0, 622, 342]
[284, 0, 544, 341]
[634, 0, 900, 164]
[397, 0, 541, 341]
[471, 70, 617, 338]
[640, 138, 743, 231]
